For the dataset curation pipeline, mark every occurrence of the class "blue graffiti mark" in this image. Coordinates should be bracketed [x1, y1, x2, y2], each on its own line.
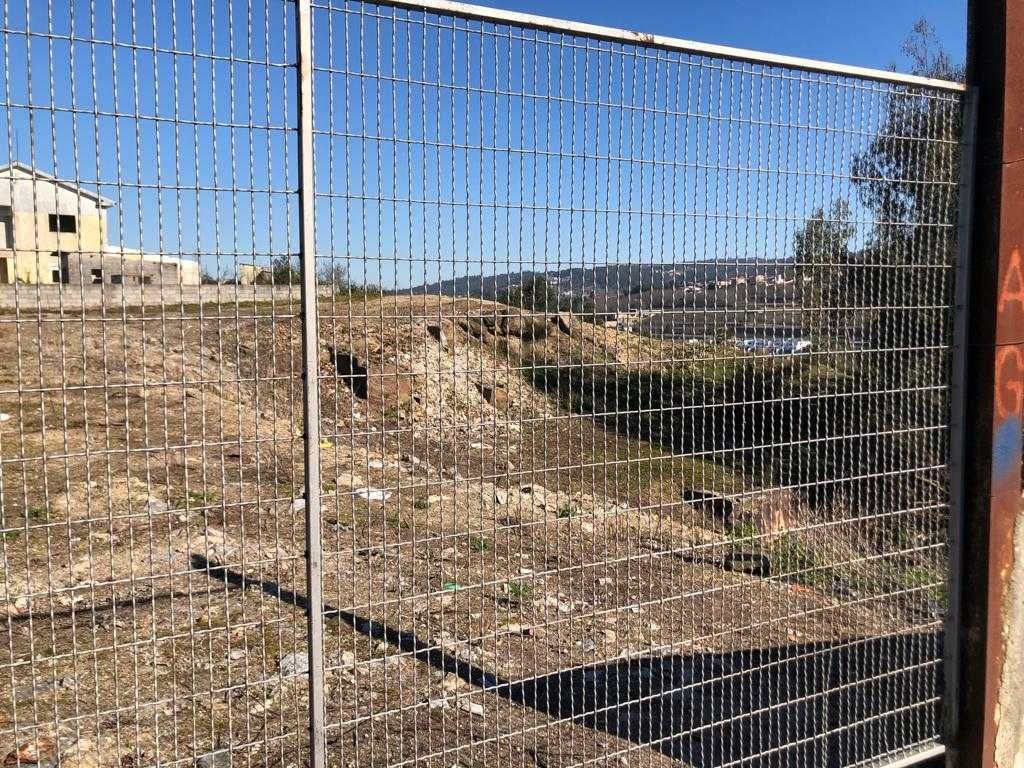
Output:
[993, 416, 1023, 482]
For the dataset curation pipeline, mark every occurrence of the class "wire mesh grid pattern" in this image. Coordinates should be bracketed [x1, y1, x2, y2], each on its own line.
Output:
[0, 1, 966, 767]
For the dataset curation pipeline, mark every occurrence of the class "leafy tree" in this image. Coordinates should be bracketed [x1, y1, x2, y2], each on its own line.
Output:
[317, 262, 350, 291]
[500, 274, 596, 317]
[788, 20, 963, 513]
[255, 255, 301, 286]
[794, 199, 856, 341]
[849, 18, 963, 347]
[501, 275, 562, 313]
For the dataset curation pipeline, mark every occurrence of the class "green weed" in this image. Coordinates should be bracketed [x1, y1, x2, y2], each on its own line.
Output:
[504, 580, 532, 603]
[555, 503, 579, 519]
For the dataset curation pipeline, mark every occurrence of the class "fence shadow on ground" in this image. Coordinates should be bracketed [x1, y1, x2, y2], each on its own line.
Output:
[192, 555, 942, 767]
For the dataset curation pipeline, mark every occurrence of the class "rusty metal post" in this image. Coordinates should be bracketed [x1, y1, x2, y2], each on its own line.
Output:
[955, 2, 1024, 767]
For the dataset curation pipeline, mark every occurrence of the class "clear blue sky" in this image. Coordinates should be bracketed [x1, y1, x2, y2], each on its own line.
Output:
[1, 0, 966, 286]
[459, 0, 967, 75]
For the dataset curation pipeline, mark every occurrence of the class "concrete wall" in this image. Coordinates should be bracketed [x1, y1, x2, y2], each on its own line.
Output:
[0, 284, 333, 310]
[60, 252, 182, 287]
[996, 513, 1024, 768]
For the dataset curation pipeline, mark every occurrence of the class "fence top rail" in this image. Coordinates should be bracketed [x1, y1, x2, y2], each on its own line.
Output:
[347, 0, 966, 93]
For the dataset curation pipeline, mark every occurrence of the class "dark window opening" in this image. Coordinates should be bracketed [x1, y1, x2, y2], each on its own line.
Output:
[48, 214, 77, 233]
[90, 268, 103, 284]
[110, 274, 123, 285]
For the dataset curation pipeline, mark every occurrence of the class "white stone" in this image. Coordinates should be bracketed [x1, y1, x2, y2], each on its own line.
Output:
[355, 487, 392, 502]
[278, 651, 309, 677]
[457, 699, 485, 717]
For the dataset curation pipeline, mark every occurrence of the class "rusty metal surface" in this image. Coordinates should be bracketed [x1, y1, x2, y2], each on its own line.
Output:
[959, 2, 1024, 767]
[1004, 3, 1024, 165]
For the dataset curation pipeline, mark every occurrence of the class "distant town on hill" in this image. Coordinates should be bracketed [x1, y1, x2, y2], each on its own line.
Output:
[411, 260, 802, 315]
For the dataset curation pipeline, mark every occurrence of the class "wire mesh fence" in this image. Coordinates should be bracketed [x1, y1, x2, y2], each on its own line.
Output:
[1, 1, 966, 767]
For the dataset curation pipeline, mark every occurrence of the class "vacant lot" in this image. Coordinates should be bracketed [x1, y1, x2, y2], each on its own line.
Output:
[0, 296, 946, 767]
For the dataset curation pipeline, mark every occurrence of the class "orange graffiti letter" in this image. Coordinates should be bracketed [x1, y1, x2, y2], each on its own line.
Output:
[998, 248, 1024, 313]
[995, 346, 1024, 419]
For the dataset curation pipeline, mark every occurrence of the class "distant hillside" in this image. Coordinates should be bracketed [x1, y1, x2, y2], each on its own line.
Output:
[412, 261, 790, 299]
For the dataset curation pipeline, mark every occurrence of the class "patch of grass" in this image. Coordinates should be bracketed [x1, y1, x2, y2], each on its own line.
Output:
[899, 563, 946, 601]
[26, 506, 48, 523]
[504, 580, 532, 604]
[178, 489, 218, 510]
[728, 521, 759, 541]
[768, 534, 830, 589]
[555, 503, 579, 519]
[469, 535, 491, 553]
[387, 514, 410, 530]
[413, 498, 430, 511]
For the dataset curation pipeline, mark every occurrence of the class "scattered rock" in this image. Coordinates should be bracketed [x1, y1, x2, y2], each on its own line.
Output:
[291, 498, 306, 513]
[493, 488, 507, 507]
[367, 460, 385, 470]
[3, 736, 58, 768]
[145, 496, 168, 514]
[340, 650, 356, 668]
[229, 649, 245, 661]
[189, 528, 236, 567]
[195, 748, 231, 768]
[456, 316, 494, 341]
[476, 383, 509, 409]
[498, 623, 531, 636]
[59, 739, 100, 768]
[457, 699, 485, 717]
[441, 674, 466, 693]
[519, 484, 549, 509]
[334, 472, 364, 488]
[552, 312, 574, 336]
[13, 676, 72, 703]
[0, 413, 11, 423]
[278, 652, 309, 678]
[501, 314, 550, 340]
[723, 551, 772, 578]
[682, 489, 734, 526]
[732, 489, 805, 536]
[602, 629, 617, 643]
[354, 487, 392, 502]
[330, 350, 417, 408]
[425, 324, 448, 347]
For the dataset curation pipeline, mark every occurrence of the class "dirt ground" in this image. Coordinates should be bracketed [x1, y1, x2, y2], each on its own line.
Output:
[0, 297, 945, 768]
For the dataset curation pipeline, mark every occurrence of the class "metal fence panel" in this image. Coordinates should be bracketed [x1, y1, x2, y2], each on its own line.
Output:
[0, 1, 965, 767]
[308, 2, 963, 766]
[0, 2, 312, 767]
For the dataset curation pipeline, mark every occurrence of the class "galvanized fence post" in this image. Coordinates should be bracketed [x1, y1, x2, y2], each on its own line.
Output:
[295, 0, 327, 765]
